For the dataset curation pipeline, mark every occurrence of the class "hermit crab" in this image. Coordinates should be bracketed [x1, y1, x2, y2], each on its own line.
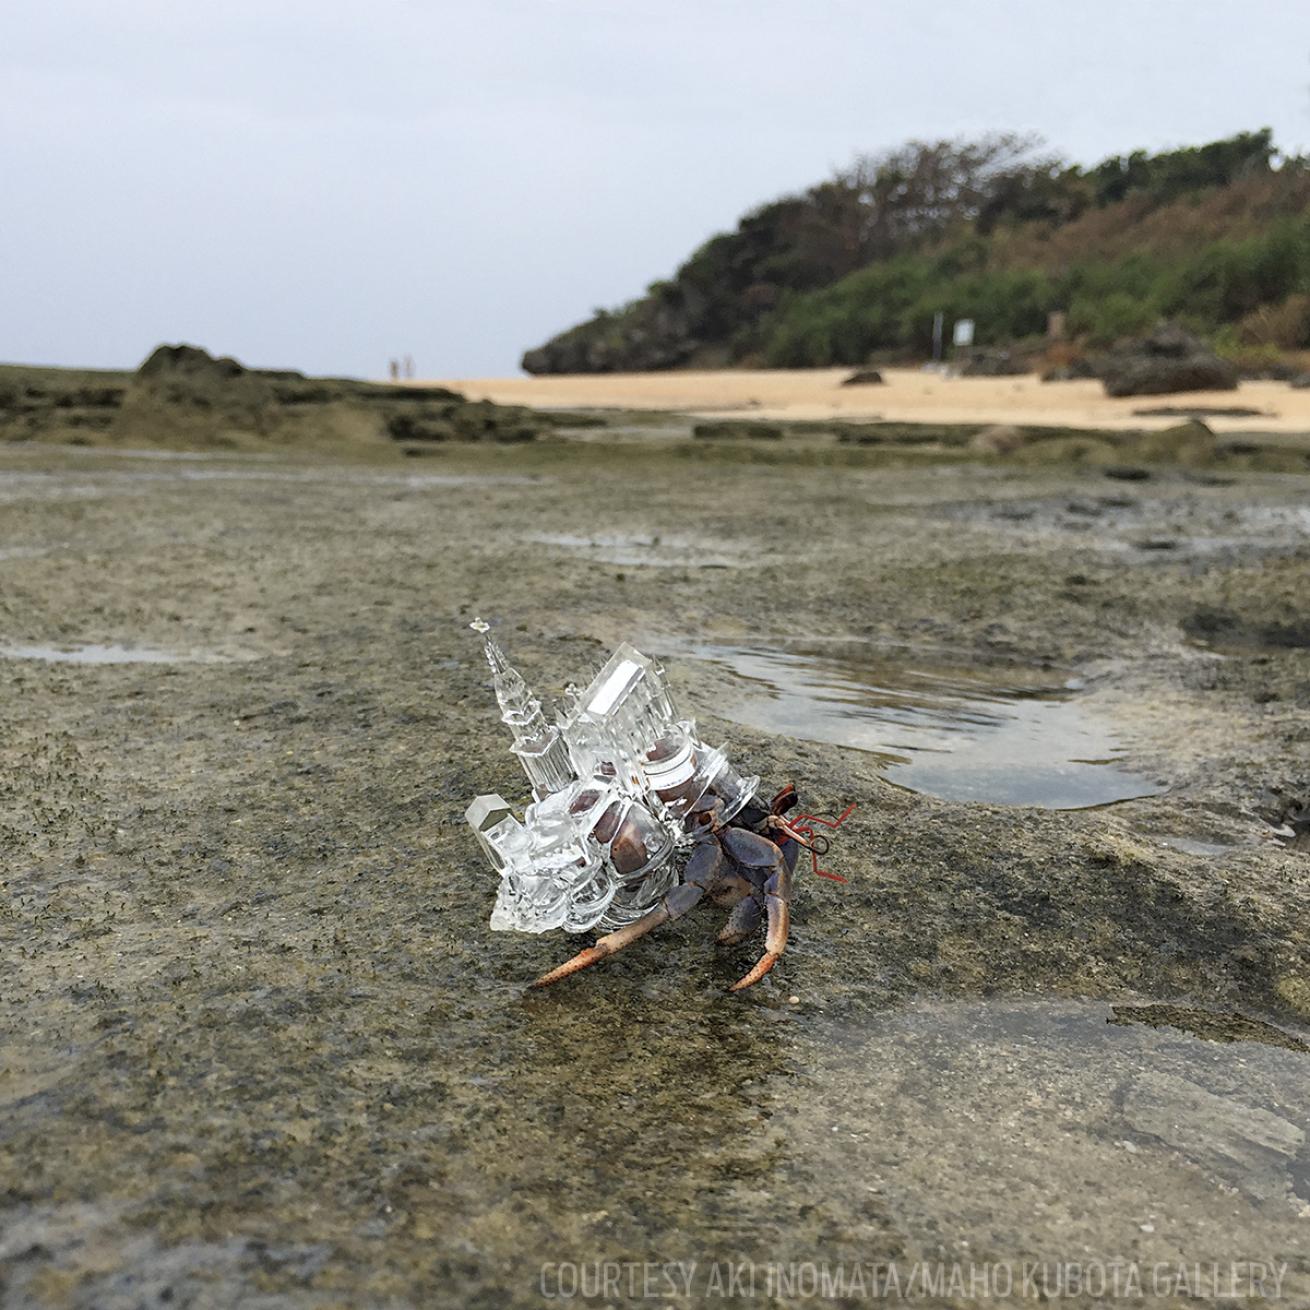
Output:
[464, 622, 852, 992]
[530, 783, 854, 991]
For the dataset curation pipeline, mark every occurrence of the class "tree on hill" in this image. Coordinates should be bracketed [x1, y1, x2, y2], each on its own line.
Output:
[521, 129, 1294, 374]
[1085, 128, 1274, 207]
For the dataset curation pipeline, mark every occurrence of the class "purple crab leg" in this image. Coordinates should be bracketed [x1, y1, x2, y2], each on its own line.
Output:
[718, 827, 793, 992]
[716, 891, 763, 946]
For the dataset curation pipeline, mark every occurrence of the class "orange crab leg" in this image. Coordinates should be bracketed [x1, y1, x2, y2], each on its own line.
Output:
[529, 838, 723, 989]
[528, 902, 675, 988]
[728, 859, 790, 992]
[718, 826, 791, 992]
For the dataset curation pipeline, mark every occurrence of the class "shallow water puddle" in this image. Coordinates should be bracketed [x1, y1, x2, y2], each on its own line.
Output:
[667, 641, 1163, 809]
[525, 530, 740, 568]
[1151, 834, 1240, 857]
[0, 467, 544, 502]
[0, 642, 243, 665]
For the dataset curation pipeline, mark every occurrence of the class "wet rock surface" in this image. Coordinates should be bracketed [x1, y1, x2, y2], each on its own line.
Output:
[1122, 1070, 1305, 1203]
[0, 431, 1308, 1306]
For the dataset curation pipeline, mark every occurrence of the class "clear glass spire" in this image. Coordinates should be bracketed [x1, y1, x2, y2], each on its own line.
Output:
[471, 618, 574, 800]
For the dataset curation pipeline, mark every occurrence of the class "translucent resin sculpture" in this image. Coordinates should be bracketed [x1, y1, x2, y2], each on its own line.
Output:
[465, 620, 758, 934]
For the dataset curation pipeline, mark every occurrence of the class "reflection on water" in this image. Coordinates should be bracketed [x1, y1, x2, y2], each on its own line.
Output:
[524, 530, 742, 569]
[1152, 834, 1240, 858]
[0, 642, 246, 665]
[668, 641, 1164, 809]
[0, 467, 544, 503]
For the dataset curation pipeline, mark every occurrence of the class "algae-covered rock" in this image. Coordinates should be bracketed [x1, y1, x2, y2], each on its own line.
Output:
[1100, 324, 1239, 397]
[106, 344, 536, 450]
[1130, 419, 1217, 465]
[1011, 435, 1118, 465]
[692, 419, 784, 440]
[970, 424, 1027, 454]
[0, 365, 129, 441]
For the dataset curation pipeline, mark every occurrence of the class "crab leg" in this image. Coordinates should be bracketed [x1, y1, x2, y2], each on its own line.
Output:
[528, 903, 676, 988]
[769, 782, 798, 815]
[716, 891, 763, 946]
[529, 839, 723, 988]
[728, 860, 790, 991]
[719, 827, 793, 991]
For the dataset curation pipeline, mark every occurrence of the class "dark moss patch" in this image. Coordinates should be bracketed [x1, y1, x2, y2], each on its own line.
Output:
[692, 420, 784, 440]
[1110, 1004, 1310, 1052]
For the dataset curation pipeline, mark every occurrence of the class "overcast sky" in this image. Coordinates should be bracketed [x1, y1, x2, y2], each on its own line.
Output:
[4, 1, 1309, 379]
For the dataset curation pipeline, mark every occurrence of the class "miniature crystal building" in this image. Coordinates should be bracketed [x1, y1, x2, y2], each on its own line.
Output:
[465, 620, 759, 934]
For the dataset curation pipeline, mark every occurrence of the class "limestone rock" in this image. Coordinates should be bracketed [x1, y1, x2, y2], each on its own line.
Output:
[969, 424, 1027, 454]
[1100, 324, 1239, 397]
[1123, 1070, 1303, 1201]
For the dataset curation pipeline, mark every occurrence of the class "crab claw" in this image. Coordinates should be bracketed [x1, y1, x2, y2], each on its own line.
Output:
[716, 891, 763, 946]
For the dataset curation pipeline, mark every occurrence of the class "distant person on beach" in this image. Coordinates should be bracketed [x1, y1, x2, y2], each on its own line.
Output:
[388, 358, 399, 382]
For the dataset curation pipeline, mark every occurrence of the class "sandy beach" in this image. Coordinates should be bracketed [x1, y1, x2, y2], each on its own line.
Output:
[435, 367, 1310, 435]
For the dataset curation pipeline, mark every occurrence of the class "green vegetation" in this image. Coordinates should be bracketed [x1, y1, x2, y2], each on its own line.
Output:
[765, 214, 1310, 366]
[523, 129, 1310, 373]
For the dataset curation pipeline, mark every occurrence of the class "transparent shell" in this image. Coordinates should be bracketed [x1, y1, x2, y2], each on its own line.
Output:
[466, 623, 758, 935]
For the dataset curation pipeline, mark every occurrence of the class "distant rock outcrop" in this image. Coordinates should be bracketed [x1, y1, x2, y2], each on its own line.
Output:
[136, 343, 257, 382]
[1098, 324, 1239, 397]
[1, 344, 541, 449]
[118, 344, 283, 444]
[521, 298, 702, 375]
